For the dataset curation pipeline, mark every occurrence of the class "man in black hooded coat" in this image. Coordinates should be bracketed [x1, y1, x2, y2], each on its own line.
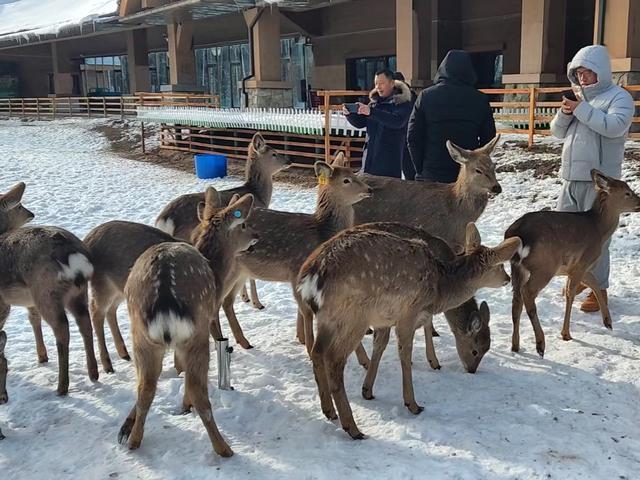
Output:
[407, 50, 496, 183]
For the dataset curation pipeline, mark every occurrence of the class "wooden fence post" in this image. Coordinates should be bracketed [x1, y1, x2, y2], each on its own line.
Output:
[141, 122, 146, 153]
[8, 98, 12, 117]
[103, 97, 107, 117]
[528, 86, 537, 148]
[323, 93, 331, 163]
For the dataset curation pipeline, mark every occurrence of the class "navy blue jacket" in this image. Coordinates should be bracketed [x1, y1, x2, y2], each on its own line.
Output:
[407, 50, 496, 183]
[346, 81, 413, 178]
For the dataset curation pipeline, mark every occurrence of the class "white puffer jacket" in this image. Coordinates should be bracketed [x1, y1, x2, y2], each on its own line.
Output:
[550, 45, 635, 181]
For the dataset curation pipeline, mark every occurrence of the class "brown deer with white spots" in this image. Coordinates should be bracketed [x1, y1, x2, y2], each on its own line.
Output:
[0, 182, 99, 399]
[118, 193, 258, 457]
[297, 223, 520, 439]
[505, 170, 640, 357]
[156, 132, 290, 310]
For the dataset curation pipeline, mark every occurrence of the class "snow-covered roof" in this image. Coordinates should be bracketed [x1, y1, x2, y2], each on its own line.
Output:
[0, 0, 119, 40]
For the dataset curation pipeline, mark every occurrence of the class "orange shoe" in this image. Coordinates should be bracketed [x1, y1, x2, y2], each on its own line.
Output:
[561, 282, 588, 296]
[580, 290, 608, 313]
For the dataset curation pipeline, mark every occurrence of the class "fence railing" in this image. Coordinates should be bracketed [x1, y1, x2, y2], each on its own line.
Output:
[0, 93, 220, 119]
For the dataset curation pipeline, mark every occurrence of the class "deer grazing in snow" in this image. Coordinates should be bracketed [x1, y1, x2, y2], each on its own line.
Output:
[118, 193, 257, 457]
[217, 155, 372, 351]
[505, 169, 640, 357]
[0, 182, 98, 399]
[156, 132, 290, 310]
[297, 223, 520, 439]
[343, 222, 491, 380]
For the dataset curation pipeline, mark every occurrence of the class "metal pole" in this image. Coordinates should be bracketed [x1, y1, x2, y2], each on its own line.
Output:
[215, 338, 233, 390]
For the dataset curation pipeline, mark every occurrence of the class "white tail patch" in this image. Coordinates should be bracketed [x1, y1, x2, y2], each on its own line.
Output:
[148, 312, 195, 345]
[155, 217, 175, 236]
[58, 253, 94, 281]
[297, 273, 324, 309]
[518, 244, 530, 260]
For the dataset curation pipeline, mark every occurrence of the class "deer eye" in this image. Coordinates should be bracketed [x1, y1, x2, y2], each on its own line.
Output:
[475, 169, 483, 175]
[625, 192, 631, 197]
[472, 350, 478, 356]
[343, 178, 351, 184]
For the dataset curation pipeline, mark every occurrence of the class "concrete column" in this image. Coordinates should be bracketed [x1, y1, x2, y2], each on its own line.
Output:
[602, 0, 640, 81]
[164, 16, 201, 92]
[243, 6, 292, 108]
[430, 0, 461, 79]
[126, 29, 150, 94]
[502, 0, 566, 85]
[51, 42, 75, 96]
[395, 0, 430, 87]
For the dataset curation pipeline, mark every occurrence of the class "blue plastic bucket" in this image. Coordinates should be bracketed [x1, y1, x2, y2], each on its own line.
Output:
[194, 154, 227, 179]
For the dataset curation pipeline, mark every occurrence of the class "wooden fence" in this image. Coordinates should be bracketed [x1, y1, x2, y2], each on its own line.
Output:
[0, 93, 219, 119]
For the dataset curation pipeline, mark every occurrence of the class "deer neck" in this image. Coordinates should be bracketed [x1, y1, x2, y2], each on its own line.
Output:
[245, 157, 273, 206]
[314, 187, 355, 236]
[452, 174, 489, 211]
[433, 254, 487, 313]
[195, 228, 236, 294]
[588, 191, 622, 239]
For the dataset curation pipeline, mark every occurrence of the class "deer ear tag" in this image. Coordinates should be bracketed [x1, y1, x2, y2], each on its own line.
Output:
[318, 174, 329, 186]
[233, 210, 242, 218]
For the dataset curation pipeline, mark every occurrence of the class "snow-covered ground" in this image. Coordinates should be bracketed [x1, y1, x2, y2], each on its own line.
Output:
[0, 118, 639, 479]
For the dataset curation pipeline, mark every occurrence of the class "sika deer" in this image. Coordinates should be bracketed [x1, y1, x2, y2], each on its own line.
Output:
[352, 136, 502, 249]
[505, 170, 640, 357]
[156, 132, 290, 310]
[297, 223, 519, 439]
[220, 156, 372, 351]
[0, 182, 98, 398]
[349, 222, 491, 378]
[118, 193, 257, 456]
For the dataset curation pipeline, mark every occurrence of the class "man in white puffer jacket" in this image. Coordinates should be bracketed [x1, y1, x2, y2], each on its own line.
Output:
[551, 45, 635, 312]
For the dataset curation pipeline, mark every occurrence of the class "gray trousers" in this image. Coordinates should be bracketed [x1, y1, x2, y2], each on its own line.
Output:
[557, 180, 610, 289]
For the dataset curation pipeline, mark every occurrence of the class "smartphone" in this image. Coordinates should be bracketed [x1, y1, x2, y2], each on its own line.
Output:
[344, 103, 359, 114]
[563, 90, 577, 101]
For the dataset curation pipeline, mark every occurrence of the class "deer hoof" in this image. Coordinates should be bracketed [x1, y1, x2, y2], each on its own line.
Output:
[239, 340, 254, 349]
[118, 420, 133, 445]
[38, 354, 49, 364]
[253, 303, 265, 310]
[323, 408, 338, 421]
[405, 402, 424, 415]
[121, 353, 131, 361]
[361, 387, 374, 400]
[0, 393, 8, 404]
[57, 386, 69, 397]
[429, 361, 441, 371]
[604, 319, 613, 330]
[561, 332, 572, 341]
[128, 439, 141, 450]
[215, 443, 234, 458]
[344, 426, 365, 440]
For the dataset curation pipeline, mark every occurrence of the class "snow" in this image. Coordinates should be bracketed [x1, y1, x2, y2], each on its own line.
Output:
[0, 0, 118, 40]
[1, 118, 640, 479]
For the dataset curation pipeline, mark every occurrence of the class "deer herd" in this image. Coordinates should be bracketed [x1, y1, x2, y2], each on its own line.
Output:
[0, 131, 639, 453]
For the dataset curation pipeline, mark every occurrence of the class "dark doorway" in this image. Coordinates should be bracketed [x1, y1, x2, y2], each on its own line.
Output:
[346, 55, 397, 91]
[469, 51, 503, 88]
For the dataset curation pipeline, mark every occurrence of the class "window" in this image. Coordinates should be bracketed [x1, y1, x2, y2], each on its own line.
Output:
[149, 51, 170, 93]
[469, 52, 504, 88]
[346, 55, 397, 91]
[81, 55, 129, 95]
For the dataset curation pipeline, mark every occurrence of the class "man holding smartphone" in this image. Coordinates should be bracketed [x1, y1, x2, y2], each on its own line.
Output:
[551, 45, 635, 312]
[342, 69, 413, 178]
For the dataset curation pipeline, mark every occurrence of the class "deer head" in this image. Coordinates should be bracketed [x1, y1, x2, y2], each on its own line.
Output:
[447, 135, 502, 195]
[0, 182, 34, 234]
[248, 132, 291, 176]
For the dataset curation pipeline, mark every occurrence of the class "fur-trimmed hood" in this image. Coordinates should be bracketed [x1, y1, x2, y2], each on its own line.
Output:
[369, 80, 412, 105]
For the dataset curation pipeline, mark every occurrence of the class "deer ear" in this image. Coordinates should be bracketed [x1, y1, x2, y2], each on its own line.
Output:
[331, 151, 347, 167]
[228, 193, 241, 206]
[591, 169, 611, 192]
[314, 161, 333, 182]
[478, 135, 501, 155]
[465, 223, 482, 254]
[491, 237, 522, 264]
[0, 182, 26, 211]
[479, 301, 490, 324]
[225, 193, 254, 226]
[446, 140, 469, 165]
[196, 202, 206, 222]
[252, 132, 267, 153]
[202, 187, 221, 219]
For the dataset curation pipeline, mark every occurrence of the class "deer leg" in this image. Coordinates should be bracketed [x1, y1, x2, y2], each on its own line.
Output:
[181, 338, 233, 458]
[90, 295, 114, 374]
[581, 271, 612, 330]
[67, 292, 99, 382]
[0, 302, 9, 404]
[431, 325, 440, 338]
[310, 328, 337, 421]
[221, 282, 252, 349]
[423, 315, 440, 370]
[326, 350, 363, 439]
[295, 309, 305, 345]
[126, 344, 163, 450]
[521, 270, 554, 357]
[293, 288, 315, 355]
[561, 271, 585, 341]
[396, 321, 423, 415]
[42, 307, 71, 396]
[510, 263, 526, 353]
[354, 343, 370, 370]
[249, 280, 265, 310]
[361, 327, 390, 400]
[27, 307, 48, 364]
[107, 303, 130, 361]
[240, 284, 250, 303]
